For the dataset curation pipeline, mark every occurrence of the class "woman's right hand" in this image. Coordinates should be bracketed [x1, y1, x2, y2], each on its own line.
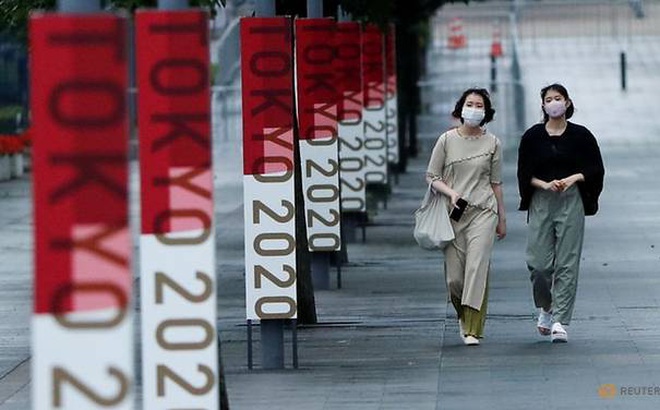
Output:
[429, 178, 462, 207]
[544, 180, 565, 192]
[449, 191, 462, 208]
[533, 177, 564, 192]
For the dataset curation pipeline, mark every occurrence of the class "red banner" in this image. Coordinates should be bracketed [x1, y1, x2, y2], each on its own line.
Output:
[362, 24, 385, 110]
[295, 18, 337, 140]
[31, 14, 130, 314]
[336, 22, 362, 123]
[385, 24, 400, 165]
[296, 19, 342, 252]
[136, 10, 212, 235]
[386, 24, 397, 99]
[241, 17, 297, 319]
[241, 17, 295, 176]
[135, 11, 218, 408]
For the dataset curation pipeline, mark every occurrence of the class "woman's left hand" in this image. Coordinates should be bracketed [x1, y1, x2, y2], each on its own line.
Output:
[558, 173, 584, 191]
[496, 218, 507, 240]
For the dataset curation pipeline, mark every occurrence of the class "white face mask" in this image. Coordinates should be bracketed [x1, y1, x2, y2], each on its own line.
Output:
[544, 100, 567, 118]
[461, 107, 485, 127]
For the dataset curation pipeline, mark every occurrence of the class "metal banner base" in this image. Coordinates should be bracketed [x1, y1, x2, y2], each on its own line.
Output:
[247, 319, 298, 370]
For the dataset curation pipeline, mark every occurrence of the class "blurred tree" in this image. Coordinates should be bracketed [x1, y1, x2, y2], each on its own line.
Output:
[332, 0, 468, 170]
[0, 1, 55, 41]
[3, 0, 471, 167]
[0, 0, 224, 41]
[111, 0, 225, 13]
[275, 0, 467, 170]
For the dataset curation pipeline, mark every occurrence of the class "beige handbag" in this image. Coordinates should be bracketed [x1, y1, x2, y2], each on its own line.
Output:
[413, 182, 455, 250]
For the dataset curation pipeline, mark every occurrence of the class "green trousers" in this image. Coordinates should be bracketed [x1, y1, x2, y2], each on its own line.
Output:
[453, 283, 489, 338]
[526, 185, 585, 325]
[445, 207, 497, 338]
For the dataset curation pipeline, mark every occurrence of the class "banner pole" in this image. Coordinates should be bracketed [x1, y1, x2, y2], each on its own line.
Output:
[136, 2, 221, 407]
[32, 2, 133, 408]
[57, 0, 100, 12]
[305, 0, 333, 295]
[159, 0, 188, 10]
[256, 0, 276, 18]
[254, 0, 287, 371]
[307, 0, 323, 18]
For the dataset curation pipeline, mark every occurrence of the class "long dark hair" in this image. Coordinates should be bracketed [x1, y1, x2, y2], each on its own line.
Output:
[540, 83, 575, 122]
[451, 88, 495, 126]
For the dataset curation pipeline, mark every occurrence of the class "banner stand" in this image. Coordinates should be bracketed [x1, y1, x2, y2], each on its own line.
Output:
[360, 213, 368, 242]
[333, 251, 343, 289]
[389, 164, 400, 186]
[241, 14, 297, 371]
[31, 4, 135, 408]
[247, 319, 253, 369]
[341, 213, 367, 244]
[311, 253, 331, 290]
[336, 21, 368, 246]
[295, 16, 342, 292]
[246, 319, 298, 369]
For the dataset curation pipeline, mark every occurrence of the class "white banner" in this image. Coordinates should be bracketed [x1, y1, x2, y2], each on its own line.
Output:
[244, 174, 297, 320]
[338, 121, 366, 212]
[362, 106, 388, 185]
[32, 312, 133, 409]
[386, 93, 400, 165]
[300, 135, 342, 251]
[140, 229, 218, 409]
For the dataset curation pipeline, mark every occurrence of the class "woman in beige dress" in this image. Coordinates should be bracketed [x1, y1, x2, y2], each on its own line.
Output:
[426, 88, 506, 345]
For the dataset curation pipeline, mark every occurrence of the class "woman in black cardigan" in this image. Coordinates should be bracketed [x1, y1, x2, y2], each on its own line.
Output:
[517, 83, 604, 343]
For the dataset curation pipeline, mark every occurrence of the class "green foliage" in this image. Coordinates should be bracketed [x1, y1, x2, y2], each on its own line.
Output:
[336, 0, 466, 26]
[0, 105, 23, 134]
[0, 0, 55, 41]
[110, 0, 224, 13]
[210, 63, 219, 85]
[0, 0, 225, 42]
[337, 0, 394, 27]
[110, 0, 157, 10]
[2, 0, 463, 40]
[0, 105, 23, 121]
[310, 0, 466, 33]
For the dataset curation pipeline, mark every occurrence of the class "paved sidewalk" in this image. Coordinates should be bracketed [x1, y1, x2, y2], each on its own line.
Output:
[215, 137, 660, 410]
[0, 176, 31, 410]
[3, 134, 660, 410]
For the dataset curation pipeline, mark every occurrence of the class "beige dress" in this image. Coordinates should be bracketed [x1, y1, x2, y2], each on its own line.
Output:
[426, 128, 502, 311]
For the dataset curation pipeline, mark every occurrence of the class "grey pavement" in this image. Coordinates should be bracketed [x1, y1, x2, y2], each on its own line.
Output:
[4, 5, 660, 410]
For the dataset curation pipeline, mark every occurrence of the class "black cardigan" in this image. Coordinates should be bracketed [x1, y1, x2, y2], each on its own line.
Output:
[517, 122, 605, 216]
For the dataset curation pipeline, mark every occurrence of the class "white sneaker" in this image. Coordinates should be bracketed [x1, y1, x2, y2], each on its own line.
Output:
[551, 322, 568, 343]
[464, 335, 480, 346]
[537, 309, 553, 336]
